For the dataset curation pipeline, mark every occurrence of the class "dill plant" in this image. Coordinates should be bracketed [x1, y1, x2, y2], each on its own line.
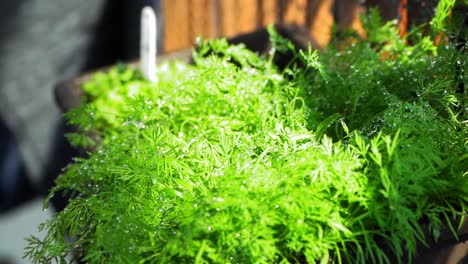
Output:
[26, 4, 466, 264]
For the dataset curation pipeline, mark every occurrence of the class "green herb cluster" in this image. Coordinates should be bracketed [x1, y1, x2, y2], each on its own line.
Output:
[26, 4, 466, 264]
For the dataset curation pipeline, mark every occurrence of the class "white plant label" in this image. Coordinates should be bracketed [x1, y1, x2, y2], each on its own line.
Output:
[140, 6, 157, 83]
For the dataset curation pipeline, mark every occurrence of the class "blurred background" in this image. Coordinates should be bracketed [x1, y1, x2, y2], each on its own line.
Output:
[0, 0, 445, 263]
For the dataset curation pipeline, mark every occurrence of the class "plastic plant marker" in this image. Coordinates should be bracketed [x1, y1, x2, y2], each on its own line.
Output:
[140, 6, 157, 83]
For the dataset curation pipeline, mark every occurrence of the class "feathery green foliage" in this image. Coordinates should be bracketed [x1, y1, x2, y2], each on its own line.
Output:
[431, 0, 457, 32]
[25, 8, 467, 264]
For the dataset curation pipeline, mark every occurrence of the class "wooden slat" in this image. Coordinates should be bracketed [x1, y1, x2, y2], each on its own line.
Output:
[162, 0, 190, 52]
[209, 0, 221, 37]
[219, 1, 239, 36]
[237, 0, 260, 33]
[260, 0, 278, 25]
[189, 0, 203, 43]
[306, 0, 334, 47]
[189, 0, 218, 44]
[336, 0, 365, 36]
[162, 0, 374, 52]
[398, 0, 408, 37]
[283, 0, 307, 25]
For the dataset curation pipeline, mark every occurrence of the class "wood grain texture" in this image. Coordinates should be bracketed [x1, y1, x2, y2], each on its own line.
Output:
[162, 0, 380, 52]
[336, 0, 365, 36]
[307, 0, 334, 47]
[189, 0, 217, 43]
[398, 0, 408, 37]
[238, 0, 260, 33]
[162, 0, 190, 51]
[260, 0, 278, 25]
[219, 0, 238, 36]
[283, 0, 307, 25]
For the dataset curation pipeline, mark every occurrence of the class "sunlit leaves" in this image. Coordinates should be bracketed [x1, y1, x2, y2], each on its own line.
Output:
[25, 19, 467, 264]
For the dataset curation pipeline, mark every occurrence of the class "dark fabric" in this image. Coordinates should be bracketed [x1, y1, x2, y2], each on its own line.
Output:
[0, 0, 162, 211]
[0, 0, 110, 187]
[0, 117, 34, 212]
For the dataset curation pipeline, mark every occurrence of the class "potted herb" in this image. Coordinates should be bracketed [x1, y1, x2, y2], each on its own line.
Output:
[25, 3, 466, 263]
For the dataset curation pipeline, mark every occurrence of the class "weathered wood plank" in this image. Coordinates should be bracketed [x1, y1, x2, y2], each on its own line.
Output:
[306, 0, 334, 47]
[219, 0, 238, 36]
[238, 0, 260, 33]
[189, 0, 218, 42]
[336, 0, 365, 36]
[259, 0, 278, 25]
[162, 0, 379, 52]
[162, 0, 190, 51]
[283, 0, 307, 25]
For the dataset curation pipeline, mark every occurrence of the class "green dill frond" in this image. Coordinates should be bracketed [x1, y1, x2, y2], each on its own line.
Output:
[26, 18, 467, 264]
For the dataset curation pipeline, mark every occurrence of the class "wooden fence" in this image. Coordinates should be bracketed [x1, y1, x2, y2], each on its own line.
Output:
[161, 0, 438, 52]
[162, 0, 355, 52]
